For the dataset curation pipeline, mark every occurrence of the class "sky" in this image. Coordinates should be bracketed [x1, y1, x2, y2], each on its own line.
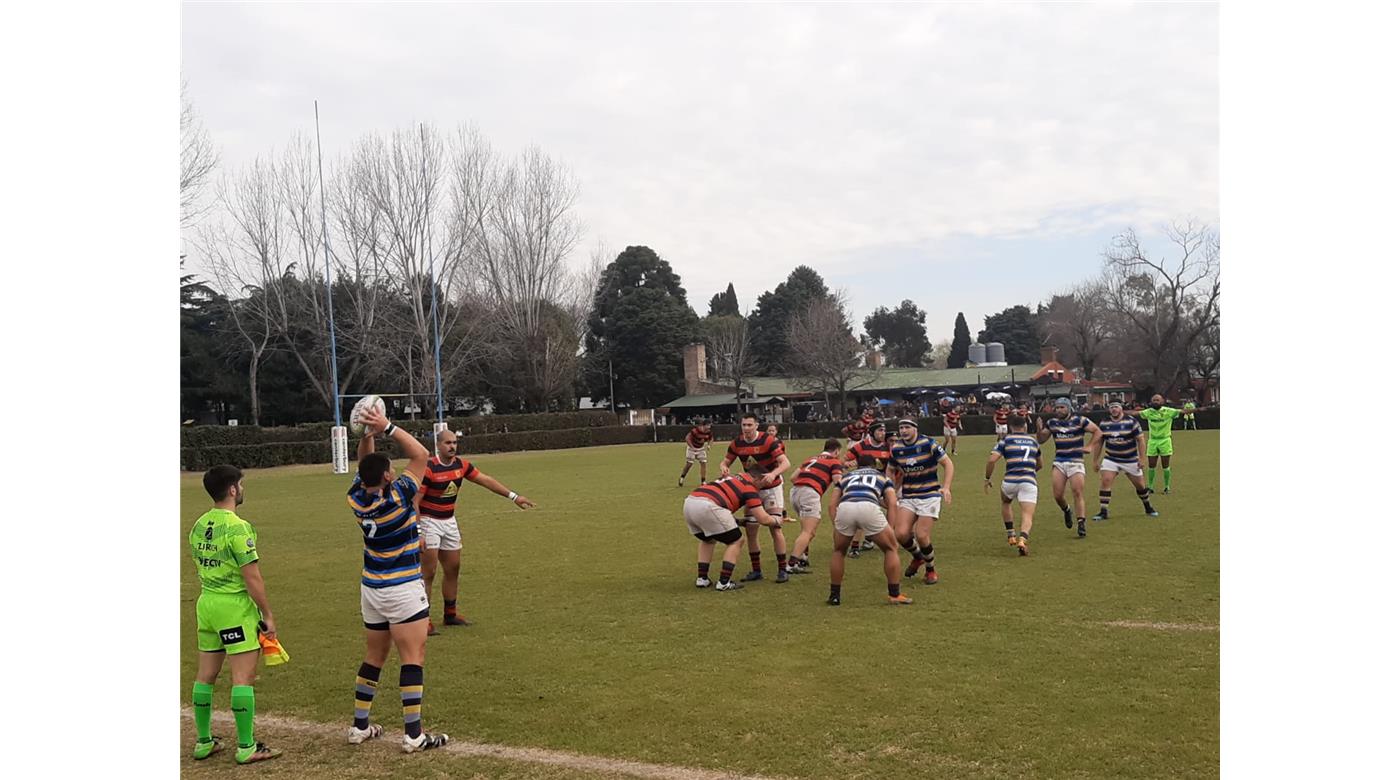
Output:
[182, 1, 1218, 345]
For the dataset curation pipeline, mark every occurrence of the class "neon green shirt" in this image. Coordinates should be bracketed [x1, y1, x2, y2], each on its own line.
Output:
[189, 508, 260, 594]
[1138, 407, 1180, 440]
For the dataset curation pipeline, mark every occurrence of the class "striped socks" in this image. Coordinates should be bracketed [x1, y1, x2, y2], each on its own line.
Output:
[353, 662, 381, 730]
[400, 664, 424, 739]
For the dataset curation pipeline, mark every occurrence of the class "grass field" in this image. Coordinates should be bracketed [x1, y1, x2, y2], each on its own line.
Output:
[180, 431, 1219, 779]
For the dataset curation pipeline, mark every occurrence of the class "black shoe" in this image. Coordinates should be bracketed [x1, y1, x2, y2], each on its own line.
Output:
[740, 570, 764, 582]
[775, 569, 790, 584]
[847, 547, 861, 558]
[1091, 510, 1108, 522]
[826, 594, 841, 606]
[1062, 506, 1073, 528]
[1077, 519, 1086, 538]
[1145, 505, 1160, 517]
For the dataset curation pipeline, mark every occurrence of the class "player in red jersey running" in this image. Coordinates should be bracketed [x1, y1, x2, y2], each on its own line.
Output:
[719, 413, 792, 583]
[677, 418, 714, 487]
[418, 429, 535, 635]
[786, 438, 845, 574]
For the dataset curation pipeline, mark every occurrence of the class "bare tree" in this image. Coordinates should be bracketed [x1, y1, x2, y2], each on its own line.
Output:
[1041, 277, 1114, 380]
[197, 157, 286, 425]
[703, 315, 757, 415]
[784, 292, 877, 418]
[1103, 220, 1221, 395]
[181, 81, 220, 228]
[451, 133, 585, 411]
[923, 339, 952, 370]
[1190, 319, 1221, 401]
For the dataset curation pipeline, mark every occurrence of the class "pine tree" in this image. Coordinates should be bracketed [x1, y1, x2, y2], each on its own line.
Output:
[948, 312, 972, 368]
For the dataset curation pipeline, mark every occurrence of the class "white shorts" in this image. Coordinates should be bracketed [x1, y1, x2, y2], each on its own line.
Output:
[685, 446, 708, 464]
[683, 496, 740, 538]
[995, 424, 1009, 436]
[1052, 461, 1087, 478]
[897, 495, 942, 519]
[834, 501, 889, 537]
[790, 485, 823, 518]
[943, 427, 958, 438]
[1101, 459, 1143, 477]
[744, 484, 785, 523]
[360, 581, 430, 627]
[420, 515, 462, 551]
[1001, 481, 1039, 504]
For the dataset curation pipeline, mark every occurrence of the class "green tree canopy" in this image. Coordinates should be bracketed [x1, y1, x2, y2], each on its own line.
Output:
[977, 305, 1044, 364]
[948, 312, 972, 368]
[863, 299, 932, 368]
[584, 246, 699, 408]
[707, 282, 740, 317]
[747, 265, 831, 373]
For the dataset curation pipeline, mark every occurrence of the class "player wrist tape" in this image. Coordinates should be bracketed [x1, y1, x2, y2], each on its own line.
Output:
[508, 491, 518, 501]
[383, 423, 397, 436]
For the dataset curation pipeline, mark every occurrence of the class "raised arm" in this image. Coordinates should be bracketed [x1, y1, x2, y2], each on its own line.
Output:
[1034, 416, 1051, 443]
[467, 469, 536, 509]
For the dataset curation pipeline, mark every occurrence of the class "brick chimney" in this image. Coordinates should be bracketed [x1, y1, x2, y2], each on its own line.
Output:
[865, 349, 884, 369]
[1039, 344, 1059, 365]
[683, 343, 707, 394]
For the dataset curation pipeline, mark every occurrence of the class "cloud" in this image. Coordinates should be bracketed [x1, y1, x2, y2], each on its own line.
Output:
[183, 2, 1217, 319]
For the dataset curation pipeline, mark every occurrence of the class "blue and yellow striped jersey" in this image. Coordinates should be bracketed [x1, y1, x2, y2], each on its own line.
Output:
[994, 434, 1040, 484]
[1099, 417, 1144, 463]
[348, 473, 423, 589]
[1045, 415, 1091, 461]
[888, 435, 948, 498]
[837, 467, 894, 505]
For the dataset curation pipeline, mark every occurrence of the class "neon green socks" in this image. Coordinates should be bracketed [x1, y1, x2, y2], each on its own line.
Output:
[1164, 468, 1172, 490]
[231, 685, 256, 749]
[192, 681, 214, 743]
[1147, 467, 1157, 489]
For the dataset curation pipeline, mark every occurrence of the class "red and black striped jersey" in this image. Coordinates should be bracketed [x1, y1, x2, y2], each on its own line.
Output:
[994, 408, 1010, 425]
[844, 437, 892, 471]
[419, 455, 479, 519]
[725, 432, 786, 486]
[690, 474, 765, 513]
[793, 452, 844, 494]
[943, 410, 961, 429]
[842, 419, 868, 440]
[685, 427, 713, 449]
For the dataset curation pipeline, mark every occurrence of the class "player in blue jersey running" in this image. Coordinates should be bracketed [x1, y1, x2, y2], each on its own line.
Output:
[986, 415, 1041, 556]
[888, 419, 955, 585]
[1036, 398, 1102, 538]
[1091, 402, 1159, 520]
[347, 407, 450, 754]
[826, 454, 912, 606]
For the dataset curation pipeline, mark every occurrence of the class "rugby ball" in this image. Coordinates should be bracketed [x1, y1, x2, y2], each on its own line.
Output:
[349, 395, 386, 435]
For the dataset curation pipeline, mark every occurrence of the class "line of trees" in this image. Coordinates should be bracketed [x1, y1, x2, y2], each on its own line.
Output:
[181, 93, 1219, 424]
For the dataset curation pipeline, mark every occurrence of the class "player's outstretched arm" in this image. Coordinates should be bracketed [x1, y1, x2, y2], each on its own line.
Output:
[468, 470, 535, 509]
[240, 561, 276, 637]
[751, 505, 782, 528]
[357, 426, 377, 460]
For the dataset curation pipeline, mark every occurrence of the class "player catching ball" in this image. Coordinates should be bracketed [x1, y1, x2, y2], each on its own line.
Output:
[346, 407, 450, 753]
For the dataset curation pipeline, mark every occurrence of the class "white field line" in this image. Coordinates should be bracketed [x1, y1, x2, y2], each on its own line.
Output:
[1101, 619, 1218, 632]
[186, 708, 786, 780]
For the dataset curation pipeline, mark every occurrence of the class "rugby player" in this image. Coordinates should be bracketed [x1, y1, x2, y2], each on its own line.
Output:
[719, 413, 792, 583]
[1092, 402, 1159, 520]
[1036, 398, 1102, 539]
[985, 416, 1041, 556]
[941, 404, 961, 455]
[827, 454, 913, 606]
[188, 465, 282, 764]
[1135, 394, 1181, 494]
[419, 429, 535, 635]
[677, 418, 714, 487]
[842, 421, 892, 556]
[888, 418, 955, 585]
[346, 408, 449, 753]
[786, 438, 844, 574]
[684, 473, 783, 591]
[993, 403, 1011, 441]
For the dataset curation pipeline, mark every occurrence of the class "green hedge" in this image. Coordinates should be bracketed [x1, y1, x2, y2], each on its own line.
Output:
[181, 424, 649, 471]
[180, 410, 620, 449]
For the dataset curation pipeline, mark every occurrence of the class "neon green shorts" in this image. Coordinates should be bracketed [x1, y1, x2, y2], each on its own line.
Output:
[195, 591, 262, 655]
[1146, 438, 1174, 457]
